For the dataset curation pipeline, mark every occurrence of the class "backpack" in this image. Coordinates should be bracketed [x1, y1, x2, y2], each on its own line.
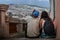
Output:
[43, 18, 56, 36]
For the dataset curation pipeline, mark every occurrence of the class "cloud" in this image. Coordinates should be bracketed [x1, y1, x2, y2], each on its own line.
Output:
[7, 0, 10, 1]
[38, 0, 49, 2]
[38, 0, 42, 1]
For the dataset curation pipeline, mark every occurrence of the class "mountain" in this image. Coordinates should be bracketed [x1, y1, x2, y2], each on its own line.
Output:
[9, 4, 49, 9]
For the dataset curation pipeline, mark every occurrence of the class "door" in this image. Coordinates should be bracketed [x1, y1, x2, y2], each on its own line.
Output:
[9, 23, 17, 33]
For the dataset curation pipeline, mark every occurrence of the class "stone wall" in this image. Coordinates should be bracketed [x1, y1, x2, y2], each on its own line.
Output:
[0, 4, 9, 38]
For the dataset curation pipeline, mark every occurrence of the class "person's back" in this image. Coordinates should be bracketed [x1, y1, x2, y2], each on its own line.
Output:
[40, 19, 49, 38]
[26, 10, 40, 38]
[40, 18, 55, 38]
[39, 11, 56, 38]
[27, 18, 40, 37]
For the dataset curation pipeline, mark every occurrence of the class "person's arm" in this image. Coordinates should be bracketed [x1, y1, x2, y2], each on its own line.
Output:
[53, 20, 57, 30]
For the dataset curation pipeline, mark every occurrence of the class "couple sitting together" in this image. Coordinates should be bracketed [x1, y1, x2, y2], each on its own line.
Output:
[25, 10, 56, 38]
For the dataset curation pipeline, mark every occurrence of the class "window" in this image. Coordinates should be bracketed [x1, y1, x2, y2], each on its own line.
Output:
[0, 0, 56, 38]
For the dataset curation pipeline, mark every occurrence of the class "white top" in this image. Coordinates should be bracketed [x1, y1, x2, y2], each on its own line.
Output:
[42, 19, 45, 32]
[27, 18, 40, 37]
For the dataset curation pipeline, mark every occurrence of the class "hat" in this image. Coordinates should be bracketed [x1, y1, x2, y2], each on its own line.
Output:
[33, 10, 39, 17]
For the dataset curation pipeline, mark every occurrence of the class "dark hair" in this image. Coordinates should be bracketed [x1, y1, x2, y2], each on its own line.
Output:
[41, 11, 51, 20]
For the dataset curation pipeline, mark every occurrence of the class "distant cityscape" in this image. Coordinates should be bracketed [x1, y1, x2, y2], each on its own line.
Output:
[6, 4, 50, 19]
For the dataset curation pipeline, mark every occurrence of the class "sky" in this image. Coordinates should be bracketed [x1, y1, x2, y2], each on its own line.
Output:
[0, 0, 50, 8]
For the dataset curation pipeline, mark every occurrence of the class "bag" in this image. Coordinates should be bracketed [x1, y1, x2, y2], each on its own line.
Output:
[43, 18, 56, 36]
